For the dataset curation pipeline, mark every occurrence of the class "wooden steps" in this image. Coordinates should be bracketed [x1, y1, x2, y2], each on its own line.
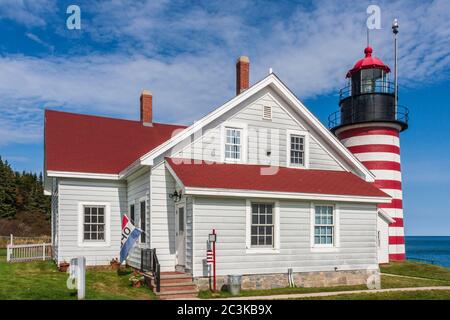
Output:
[148, 271, 198, 300]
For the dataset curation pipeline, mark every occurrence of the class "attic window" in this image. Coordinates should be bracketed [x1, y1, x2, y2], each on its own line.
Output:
[262, 106, 272, 120]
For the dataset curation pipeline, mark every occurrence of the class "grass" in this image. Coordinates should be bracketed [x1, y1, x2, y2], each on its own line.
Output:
[0, 248, 6, 257]
[199, 262, 450, 299]
[296, 290, 450, 300]
[0, 258, 156, 300]
[381, 261, 450, 282]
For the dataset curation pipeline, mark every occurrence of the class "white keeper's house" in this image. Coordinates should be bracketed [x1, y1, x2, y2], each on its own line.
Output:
[44, 47, 409, 296]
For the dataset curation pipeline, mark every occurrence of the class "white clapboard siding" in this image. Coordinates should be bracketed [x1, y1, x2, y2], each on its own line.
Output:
[171, 88, 344, 171]
[51, 179, 59, 262]
[150, 163, 177, 271]
[57, 179, 127, 266]
[192, 197, 377, 277]
[126, 168, 151, 269]
[185, 197, 194, 273]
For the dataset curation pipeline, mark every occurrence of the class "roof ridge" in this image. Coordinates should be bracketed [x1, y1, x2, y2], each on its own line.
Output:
[45, 109, 187, 128]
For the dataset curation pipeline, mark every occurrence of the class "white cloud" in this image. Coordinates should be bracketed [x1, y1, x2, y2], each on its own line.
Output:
[0, 0, 57, 28]
[0, 0, 450, 147]
[25, 32, 54, 52]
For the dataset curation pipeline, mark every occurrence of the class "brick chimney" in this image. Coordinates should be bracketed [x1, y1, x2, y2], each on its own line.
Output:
[236, 56, 250, 95]
[140, 90, 153, 126]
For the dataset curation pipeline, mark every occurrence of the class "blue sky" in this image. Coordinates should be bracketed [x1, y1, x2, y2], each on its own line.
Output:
[0, 0, 449, 235]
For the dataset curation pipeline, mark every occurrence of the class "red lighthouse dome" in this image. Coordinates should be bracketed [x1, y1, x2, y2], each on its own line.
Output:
[346, 47, 391, 78]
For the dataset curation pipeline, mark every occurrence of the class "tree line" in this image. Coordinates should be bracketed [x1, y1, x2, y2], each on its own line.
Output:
[0, 157, 50, 219]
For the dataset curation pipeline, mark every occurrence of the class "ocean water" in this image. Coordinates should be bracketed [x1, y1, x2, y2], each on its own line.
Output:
[406, 236, 450, 268]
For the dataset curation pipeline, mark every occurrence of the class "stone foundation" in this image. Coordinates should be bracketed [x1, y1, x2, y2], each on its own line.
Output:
[194, 269, 380, 291]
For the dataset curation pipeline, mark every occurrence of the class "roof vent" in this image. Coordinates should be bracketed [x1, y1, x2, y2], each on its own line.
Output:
[263, 105, 272, 120]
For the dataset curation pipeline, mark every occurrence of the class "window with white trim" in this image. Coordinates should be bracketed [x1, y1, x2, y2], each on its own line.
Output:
[140, 200, 146, 243]
[314, 205, 334, 245]
[225, 127, 242, 160]
[83, 205, 105, 241]
[289, 134, 305, 167]
[251, 203, 274, 247]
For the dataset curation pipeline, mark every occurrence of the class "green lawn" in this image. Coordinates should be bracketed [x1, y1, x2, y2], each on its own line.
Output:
[381, 261, 450, 282]
[0, 248, 6, 257]
[296, 290, 450, 300]
[0, 258, 156, 300]
[199, 262, 450, 299]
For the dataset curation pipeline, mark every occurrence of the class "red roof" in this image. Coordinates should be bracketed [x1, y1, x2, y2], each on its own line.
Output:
[45, 110, 186, 174]
[166, 158, 389, 198]
[347, 47, 391, 78]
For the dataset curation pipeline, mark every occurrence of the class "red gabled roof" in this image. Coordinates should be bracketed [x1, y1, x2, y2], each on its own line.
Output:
[45, 110, 186, 174]
[166, 158, 389, 198]
[347, 47, 391, 78]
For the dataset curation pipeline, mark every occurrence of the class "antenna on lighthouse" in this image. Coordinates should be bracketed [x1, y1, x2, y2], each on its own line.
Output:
[392, 18, 399, 112]
[366, 28, 370, 47]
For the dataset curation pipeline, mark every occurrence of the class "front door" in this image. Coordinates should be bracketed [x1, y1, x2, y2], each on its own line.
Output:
[175, 204, 186, 266]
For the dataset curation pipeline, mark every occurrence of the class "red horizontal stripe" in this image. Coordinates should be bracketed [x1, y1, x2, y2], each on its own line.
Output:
[362, 161, 401, 171]
[379, 199, 403, 210]
[348, 144, 400, 154]
[389, 236, 405, 245]
[389, 218, 404, 227]
[389, 253, 406, 261]
[374, 180, 402, 190]
[338, 127, 399, 140]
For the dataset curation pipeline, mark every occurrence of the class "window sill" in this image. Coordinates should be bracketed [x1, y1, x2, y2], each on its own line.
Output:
[246, 248, 280, 254]
[224, 159, 244, 164]
[287, 165, 308, 169]
[78, 241, 110, 248]
[310, 246, 339, 253]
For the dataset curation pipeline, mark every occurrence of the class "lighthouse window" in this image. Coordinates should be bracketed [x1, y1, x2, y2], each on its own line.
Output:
[289, 134, 305, 166]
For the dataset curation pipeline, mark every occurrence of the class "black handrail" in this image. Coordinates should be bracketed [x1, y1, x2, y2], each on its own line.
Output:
[339, 80, 395, 100]
[328, 105, 409, 129]
[141, 248, 161, 292]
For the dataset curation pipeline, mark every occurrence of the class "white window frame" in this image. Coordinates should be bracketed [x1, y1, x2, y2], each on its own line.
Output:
[138, 196, 147, 245]
[286, 129, 309, 168]
[310, 203, 340, 252]
[220, 122, 247, 163]
[245, 199, 280, 254]
[77, 202, 111, 247]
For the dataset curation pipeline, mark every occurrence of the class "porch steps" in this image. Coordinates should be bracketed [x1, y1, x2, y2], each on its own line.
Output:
[151, 271, 199, 300]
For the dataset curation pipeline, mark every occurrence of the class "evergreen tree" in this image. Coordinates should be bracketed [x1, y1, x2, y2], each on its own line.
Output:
[0, 156, 50, 219]
[0, 157, 17, 218]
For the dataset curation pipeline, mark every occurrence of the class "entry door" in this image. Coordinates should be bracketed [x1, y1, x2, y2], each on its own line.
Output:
[175, 204, 186, 266]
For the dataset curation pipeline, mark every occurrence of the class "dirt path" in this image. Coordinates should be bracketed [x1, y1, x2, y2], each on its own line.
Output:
[216, 286, 450, 300]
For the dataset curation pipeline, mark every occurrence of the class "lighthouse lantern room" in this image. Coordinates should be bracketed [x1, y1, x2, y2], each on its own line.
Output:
[329, 45, 409, 262]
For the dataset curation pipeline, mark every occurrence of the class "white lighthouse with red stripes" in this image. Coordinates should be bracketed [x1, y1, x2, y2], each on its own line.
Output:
[329, 46, 409, 261]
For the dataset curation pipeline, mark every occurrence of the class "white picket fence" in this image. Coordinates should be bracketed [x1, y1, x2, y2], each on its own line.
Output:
[7, 242, 52, 263]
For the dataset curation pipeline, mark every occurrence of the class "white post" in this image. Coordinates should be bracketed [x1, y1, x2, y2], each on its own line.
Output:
[78, 256, 86, 300]
[42, 243, 46, 261]
[10, 234, 13, 246]
[6, 244, 10, 262]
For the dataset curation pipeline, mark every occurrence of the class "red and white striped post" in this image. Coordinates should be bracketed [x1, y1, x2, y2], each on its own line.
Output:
[207, 229, 217, 291]
[336, 125, 405, 261]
